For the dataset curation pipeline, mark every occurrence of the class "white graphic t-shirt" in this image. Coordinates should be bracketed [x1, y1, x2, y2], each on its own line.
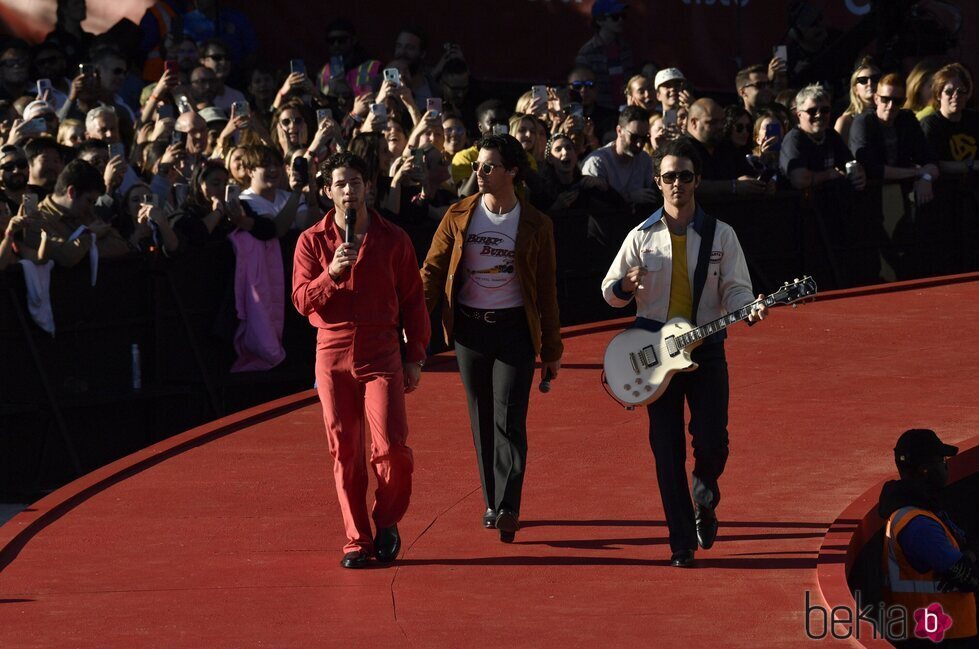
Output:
[457, 197, 524, 309]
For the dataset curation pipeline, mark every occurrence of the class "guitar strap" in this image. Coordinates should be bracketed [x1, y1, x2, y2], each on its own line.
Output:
[690, 215, 717, 325]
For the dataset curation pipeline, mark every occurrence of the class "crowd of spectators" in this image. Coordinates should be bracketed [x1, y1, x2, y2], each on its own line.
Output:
[0, 1, 976, 367]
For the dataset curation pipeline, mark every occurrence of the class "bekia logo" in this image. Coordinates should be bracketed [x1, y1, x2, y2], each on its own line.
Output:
[913, 603, 953, 643]
[804, 590, 955, 642]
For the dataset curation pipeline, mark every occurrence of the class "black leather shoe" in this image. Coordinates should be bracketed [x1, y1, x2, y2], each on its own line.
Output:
[695, 506, 719, 550]
[495, 509, 519, 543]
[340, 550, 370, 569]
[670, 549, 695, 568]
[374, 525, 401, 564]
[483, 508, 497, 529]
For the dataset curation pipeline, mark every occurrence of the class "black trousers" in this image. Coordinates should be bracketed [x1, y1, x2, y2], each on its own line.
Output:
[453, 307, 536, 514]
[646, 343, 730, 553]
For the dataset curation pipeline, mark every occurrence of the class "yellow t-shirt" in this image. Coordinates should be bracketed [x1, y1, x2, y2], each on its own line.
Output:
[667, 231, 692, 321]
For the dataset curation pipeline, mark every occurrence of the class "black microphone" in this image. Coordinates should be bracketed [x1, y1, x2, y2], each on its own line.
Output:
[539, 367, 553, 393]
[344, 208, 356, 244]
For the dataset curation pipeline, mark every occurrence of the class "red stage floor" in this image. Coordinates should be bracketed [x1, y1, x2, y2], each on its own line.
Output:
[1, 276, 978, 648]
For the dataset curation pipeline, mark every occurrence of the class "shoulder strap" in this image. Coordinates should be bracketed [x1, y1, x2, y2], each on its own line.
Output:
[690, 215, 717, 325]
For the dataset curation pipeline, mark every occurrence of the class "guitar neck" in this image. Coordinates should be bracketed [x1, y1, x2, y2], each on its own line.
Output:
[675, 296, 776, 349]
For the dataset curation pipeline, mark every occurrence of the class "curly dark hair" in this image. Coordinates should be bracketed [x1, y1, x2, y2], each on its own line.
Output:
[320, 151, 370, 185]
[474, 133, 527, 183]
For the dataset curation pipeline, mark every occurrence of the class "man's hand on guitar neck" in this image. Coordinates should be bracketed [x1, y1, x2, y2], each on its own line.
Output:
[747, 294, 769, 323]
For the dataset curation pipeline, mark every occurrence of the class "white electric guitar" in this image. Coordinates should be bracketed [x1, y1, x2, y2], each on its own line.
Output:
[602, 276, 817, 408]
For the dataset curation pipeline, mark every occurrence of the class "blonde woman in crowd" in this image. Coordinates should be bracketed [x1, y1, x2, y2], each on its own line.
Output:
[834, 57, 880, 143]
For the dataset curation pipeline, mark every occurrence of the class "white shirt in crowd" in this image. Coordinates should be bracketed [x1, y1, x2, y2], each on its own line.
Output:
[239, 188, 308, 228]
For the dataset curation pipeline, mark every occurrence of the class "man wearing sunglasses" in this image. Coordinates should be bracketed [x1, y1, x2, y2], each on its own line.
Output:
[735, 63, 775, 116]
[602, 138, 766, 568]
[581, 105, 657, 207]
[575, 0, 634, 110]
[0, 144, 28, 213]
[199, 39, 247, 112]
[684, 98, 765, 196]
[422, 134, 562, 544]
[780, 84, 865, 193]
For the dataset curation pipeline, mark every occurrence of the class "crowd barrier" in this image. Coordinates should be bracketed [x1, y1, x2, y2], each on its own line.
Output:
[1, 181, 975, 497]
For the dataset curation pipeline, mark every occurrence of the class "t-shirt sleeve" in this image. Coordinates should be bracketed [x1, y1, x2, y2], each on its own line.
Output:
[581, 151, 607, 179]
[779, 130, 806, 176]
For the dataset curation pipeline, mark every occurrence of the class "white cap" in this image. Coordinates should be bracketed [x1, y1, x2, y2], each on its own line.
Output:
[654, 67, 685, 89]
[22, 100, 55, 122]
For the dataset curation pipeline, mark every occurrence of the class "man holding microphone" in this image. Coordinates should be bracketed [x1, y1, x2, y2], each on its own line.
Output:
[292, 151, 429, 569]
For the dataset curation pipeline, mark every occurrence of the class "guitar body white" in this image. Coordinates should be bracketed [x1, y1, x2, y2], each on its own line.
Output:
[603, 318, 704, 407]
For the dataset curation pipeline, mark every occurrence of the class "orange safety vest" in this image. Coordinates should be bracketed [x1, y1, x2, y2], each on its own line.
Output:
[883, 506, 977, 640]
[142, 1, 178, 81]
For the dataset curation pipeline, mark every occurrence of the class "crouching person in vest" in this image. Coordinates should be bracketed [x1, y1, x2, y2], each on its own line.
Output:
[878, 428, 977, 647]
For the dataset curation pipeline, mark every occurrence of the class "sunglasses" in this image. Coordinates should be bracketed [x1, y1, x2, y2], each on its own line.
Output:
[471, 161, 502, 175]
[942, 87, 967, 97]
[658, 170, 696, 184]
[0, 159, 28, 172]
[801, 105, 831, 118]
[743, 80, 772, 90]
[624, 129, 650, 142]
[204, 54, 229, 62]
[855, 75, 880, 86]
[877, 95, 905, 104]
[570, 80, 595, 89]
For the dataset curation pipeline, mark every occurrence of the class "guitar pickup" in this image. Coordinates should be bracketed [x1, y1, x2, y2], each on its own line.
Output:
[639, 345, 658, 368]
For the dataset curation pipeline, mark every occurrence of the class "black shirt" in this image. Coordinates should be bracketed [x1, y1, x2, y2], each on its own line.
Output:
[849, 110, 936, 179]
[920, 110, 979, 163]
[685, 136, 753, 180]
[779, 127, 853, 177]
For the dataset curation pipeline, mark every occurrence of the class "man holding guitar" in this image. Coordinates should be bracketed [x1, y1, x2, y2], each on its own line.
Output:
[601, 138, 768, 568]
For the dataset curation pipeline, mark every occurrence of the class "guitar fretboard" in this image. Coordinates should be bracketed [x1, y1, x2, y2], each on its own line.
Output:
[675, 297, 776, 349]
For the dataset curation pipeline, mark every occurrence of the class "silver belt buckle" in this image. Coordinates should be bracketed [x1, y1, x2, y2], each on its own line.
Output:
[483, 311, 496, 323]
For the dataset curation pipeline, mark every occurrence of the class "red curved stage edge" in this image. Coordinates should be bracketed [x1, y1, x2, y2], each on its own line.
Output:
[0, 391, 319, 572]
[815, 436, 979, 649]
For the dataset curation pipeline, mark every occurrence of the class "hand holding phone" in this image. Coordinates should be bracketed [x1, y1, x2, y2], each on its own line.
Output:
[232, 101, 250, 119]
[370, 103, 388, 121]
[36, 79, 53, 97]
[773, 45, 788, 63]
[291, 156, 309, 186]
[316, 108, 334, 126]
[289, 59, 307, 76]
[383, 68, 402, 88]
[426, 97, 442, 118]
[21, 193, 39, 215]
[108, 142, 125, 159]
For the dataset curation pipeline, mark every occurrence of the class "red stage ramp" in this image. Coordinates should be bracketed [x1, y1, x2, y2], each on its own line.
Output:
[1, 275, 977, 648]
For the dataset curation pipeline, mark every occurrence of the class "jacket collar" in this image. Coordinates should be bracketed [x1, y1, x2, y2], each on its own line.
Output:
[637, 203, 708, 234]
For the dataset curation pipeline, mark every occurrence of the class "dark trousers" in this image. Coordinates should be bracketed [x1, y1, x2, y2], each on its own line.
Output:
[453, 307, 536, 514]
[646, 343, 730, 552]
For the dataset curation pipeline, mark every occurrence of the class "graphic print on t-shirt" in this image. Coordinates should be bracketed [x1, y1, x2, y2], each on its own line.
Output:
[464, 230, 517, 288]
[949, 132, 977, 161]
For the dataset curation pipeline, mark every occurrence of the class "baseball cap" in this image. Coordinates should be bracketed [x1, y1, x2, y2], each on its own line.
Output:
[23, 100, 55, 122]
[198, 106, 228, 125]
[894, 429, 958, 467]
[592, 0, 627, 18]
[654, 68, 686, 89]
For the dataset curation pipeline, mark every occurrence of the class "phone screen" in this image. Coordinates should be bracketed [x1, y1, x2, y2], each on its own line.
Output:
[316, 108, 334, 125]
[225, 184, 241, 203]
[383, 68, 401, 86]
[292, 156, 309, 185]
[663, 109, 678, 127]
[289, 59, 306, 76]
[773, 45, 788, 63]
[491, 124, 509, 136]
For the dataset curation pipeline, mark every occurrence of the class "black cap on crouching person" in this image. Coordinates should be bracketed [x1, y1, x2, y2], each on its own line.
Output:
[894, 429, 958, 469]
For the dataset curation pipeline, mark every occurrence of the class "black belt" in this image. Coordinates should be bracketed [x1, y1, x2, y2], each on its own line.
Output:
[457, 305, 524, 324]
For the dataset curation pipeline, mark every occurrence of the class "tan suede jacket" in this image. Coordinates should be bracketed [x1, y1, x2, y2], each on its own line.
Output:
[421, 194, 563, 363]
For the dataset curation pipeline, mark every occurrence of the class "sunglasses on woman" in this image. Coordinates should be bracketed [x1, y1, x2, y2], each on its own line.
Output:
[855, 75, 880, 86]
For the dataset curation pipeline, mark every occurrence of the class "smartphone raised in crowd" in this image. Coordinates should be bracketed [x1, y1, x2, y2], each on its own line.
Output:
[329, 56, 345, 79]
[173, 183, 189, 207]
[663, 108, 678, 128]
[426, 97, 442, 117]
[289, 59, 307, 76]
[773, 45, 788, 63]
[370, 103, 388, 121]
[108, 142, 125, 159]
[491, 124, 509, 136]
[225, 184, 241, 203]
[292, 156, 309, 186]
[383, 67, 402, 87]
[157, 104, 175, 120]
[232, 101, 250, 118]
[531, 85, 547, 103]
[36, 79, 53, 96]
[171, 130, 188, 146]
[316, 108, 334, 125]
[141, 194, 161, 209]
[21, 193, 38, 215]
[764, 121, 782, 152]
[164, 60, 179, 75]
